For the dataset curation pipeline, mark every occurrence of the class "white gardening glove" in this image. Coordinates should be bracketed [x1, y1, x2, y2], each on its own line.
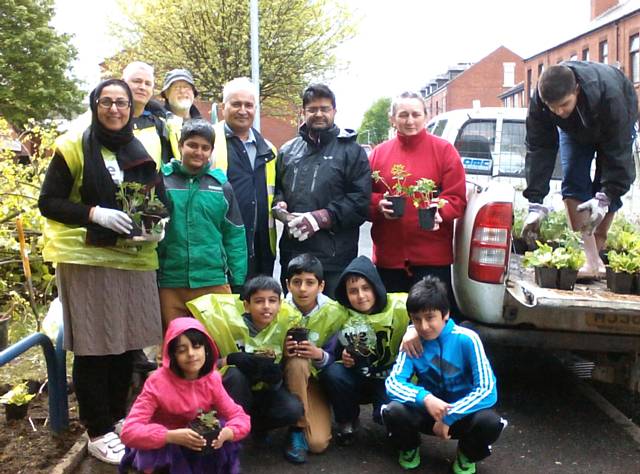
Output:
[576, 192, 610, 235]
[287, 210, 331, 242]
[521, 203, 549, 247]
[133, 217, 169, 243]
[90, 206, 133, 234]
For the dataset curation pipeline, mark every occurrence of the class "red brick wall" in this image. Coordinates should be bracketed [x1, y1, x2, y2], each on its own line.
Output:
[592, 0, 619, 19]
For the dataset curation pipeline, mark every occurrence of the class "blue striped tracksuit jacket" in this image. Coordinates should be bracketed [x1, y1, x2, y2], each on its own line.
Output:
[385, 319, 497, 426]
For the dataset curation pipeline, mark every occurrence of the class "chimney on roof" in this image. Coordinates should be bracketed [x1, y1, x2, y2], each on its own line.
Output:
[591, 0, 618, 20]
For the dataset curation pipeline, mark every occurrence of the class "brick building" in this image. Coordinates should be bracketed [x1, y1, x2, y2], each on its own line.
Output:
[516, 0, 640, 107]
[421, 46, 524, 121]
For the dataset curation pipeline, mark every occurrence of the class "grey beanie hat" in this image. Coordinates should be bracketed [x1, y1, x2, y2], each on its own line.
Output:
[162, 69, 199, 97]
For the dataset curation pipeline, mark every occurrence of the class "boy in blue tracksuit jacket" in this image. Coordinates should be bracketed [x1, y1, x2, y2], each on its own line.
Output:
[383, 276, 506, 474]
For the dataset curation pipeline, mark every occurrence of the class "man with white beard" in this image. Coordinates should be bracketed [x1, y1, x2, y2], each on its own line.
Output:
[161, 69, 203, 159]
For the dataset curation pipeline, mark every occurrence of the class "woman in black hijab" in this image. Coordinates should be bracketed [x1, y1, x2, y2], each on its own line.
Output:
[38, 79, 164, 465]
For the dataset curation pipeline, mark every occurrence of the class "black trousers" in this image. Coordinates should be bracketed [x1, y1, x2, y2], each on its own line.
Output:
[382, 401, 504, 462]
[222, 367, 303, 432]
[73, 351, 134, 437]
[376, 265, 461, 319]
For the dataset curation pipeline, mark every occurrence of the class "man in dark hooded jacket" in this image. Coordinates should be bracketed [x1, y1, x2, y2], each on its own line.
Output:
[319, 256, 408, 445]
[522, 61, 638, 278]
[273, 84, 371, 298]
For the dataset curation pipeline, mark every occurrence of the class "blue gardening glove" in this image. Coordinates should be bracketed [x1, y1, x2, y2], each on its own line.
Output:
[576, 192, 610, 235]
[522, 203, 549, 247]
[287, 209, 331, 242]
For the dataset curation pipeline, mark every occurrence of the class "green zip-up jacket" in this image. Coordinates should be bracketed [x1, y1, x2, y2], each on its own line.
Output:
[157, 160, 247, 288]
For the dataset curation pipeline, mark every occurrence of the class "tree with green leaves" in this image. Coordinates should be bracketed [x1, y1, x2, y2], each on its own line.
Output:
[105, 0, 356, 109]
[0, 0, 84, 128]
[358, 97, 391, 145]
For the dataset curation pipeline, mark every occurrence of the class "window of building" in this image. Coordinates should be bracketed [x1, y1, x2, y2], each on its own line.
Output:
[582, 47, 590, 61]
[630, 34, 640, 82]
[527, 68, 533, 98]
[599, 40, 609, 64]
[503, 62, 516, 87]
[538, 63, 544, 77]
[569, 53, 578, 61]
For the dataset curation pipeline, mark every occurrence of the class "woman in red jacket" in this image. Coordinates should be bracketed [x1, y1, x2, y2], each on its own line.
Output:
[369, 92, 466, 313]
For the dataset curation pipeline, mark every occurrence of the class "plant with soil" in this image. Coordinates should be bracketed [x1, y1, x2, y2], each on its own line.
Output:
[252, 347, 276, 359]
[116, 182, 169, 237]
[286, 312, 309, 343]
[523, 242, 585, 290]
[539, 210, 569, 244]
[339, 316, 376, 373]
[1, 382, 35, 420]
[372, 164, 412, 217]
[188, 409, 221, 454]
[409, 178, 446, 230]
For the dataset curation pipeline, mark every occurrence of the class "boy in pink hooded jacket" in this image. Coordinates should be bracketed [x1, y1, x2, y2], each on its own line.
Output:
[120, 317, 250, 473]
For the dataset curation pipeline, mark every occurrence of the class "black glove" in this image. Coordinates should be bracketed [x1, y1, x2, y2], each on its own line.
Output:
[226, 352, 260, 378]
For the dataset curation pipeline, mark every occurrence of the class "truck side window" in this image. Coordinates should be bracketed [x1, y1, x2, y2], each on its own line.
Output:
[454, 120, 496, 175]
[431, 119, 448, 137]
[498, 120, 526, 177]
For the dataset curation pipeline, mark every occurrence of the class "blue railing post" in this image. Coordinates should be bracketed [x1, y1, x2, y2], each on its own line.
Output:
[0, 327, 68, 433]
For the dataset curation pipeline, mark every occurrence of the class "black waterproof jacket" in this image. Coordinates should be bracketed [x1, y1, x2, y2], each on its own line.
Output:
[274, 124, 371, 272]
[524, 61, 638, 204]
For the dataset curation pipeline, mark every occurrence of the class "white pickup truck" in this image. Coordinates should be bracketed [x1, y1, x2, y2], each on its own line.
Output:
[427, 107, 640, 390]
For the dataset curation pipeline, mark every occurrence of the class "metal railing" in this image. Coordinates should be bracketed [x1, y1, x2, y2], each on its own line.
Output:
[0, 326, 68, 433]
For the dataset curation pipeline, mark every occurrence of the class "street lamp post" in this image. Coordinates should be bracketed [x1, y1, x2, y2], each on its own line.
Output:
[250, 0, 260, 132]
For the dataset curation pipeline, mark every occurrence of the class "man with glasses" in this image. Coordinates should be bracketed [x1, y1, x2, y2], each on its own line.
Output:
[273, 83, 371, 298]
[213, 77, 278, 283]
[122, 61, 173, 166]
[161, 69, 202, 159]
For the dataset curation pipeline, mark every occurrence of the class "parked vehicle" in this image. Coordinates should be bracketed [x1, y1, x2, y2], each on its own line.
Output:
[428, 108, 640, 391]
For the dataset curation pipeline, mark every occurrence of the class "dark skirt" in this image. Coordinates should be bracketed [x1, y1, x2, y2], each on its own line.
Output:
[118, 441, 240, 474]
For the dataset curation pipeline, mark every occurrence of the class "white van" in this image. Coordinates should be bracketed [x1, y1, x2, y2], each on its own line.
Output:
[427, 107, 563, 208]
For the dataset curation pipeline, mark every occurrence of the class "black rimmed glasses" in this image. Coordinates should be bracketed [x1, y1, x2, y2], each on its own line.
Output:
[96, 98, 131, 110]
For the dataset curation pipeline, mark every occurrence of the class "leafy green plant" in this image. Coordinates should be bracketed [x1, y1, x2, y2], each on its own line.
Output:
[523, 242, 585, 270]
[196, 409, 220, 430]
[408, 178, 446, 209]
[607, 250, 640, 274]
[339, 316, 376, 356]
[539, 210, 569, 243]
[371, 164, 411, 196]
[523, 242, 554, 268]
[607, 230, 640, 254]
[0, 382, 35, 406]
[116, 182, 168, 234]
[512, 208, 526, 238]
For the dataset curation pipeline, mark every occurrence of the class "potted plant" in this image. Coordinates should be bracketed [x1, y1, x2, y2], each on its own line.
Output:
[116, 182, 169, 238]
[539, 210, 569, 248]
[523, 242, 556, 288]
[511, 208, 530, 254]
[371, 164, 411, 217]
[188, 409, 221, 454]
[1, 382, 35, 421]
[409, 177, 446, 230]
[523, 242, 585, 290]
[551, 246, 585, 290]
[606, 250, 640, 294]
[338, 316, 376, 374]
[285, 312, 309, 343]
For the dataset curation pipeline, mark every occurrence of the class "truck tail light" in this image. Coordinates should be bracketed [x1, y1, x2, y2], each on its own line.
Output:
[468, 202, 512, 284]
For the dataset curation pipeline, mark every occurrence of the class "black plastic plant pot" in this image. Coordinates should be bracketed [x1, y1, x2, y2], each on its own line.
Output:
[608, 271, 635, 295]
[635, 274, 640, 296]
[188, 419, 220, 455]
[557, 269, 578, 291]
[5, 403, 28, 421]
[125, 217, 143, 238]
[287, 327, 309, 342]
[606, 267, 613, 290]
[534, 267, 558, 288]
[418, 207, 437, 230]
[347, 347, 374, 370]
[141, 213, 163, 230]
[386, 195, 406, 217]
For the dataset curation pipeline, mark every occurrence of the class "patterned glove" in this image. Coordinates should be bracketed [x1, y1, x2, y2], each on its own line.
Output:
[521, 203, 549, 247]
[576, 192, 610, 235]
[287, 209, 331, 242]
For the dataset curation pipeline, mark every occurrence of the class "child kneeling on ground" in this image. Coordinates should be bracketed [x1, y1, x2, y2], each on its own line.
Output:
[383, 276, 507, 473]
[119, 317, 250, 473]
[281, 254, 347, 463]
[320, 255, 409, 445]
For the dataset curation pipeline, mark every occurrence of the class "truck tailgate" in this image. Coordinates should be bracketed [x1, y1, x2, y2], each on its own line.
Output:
[505, 254, 640, 335]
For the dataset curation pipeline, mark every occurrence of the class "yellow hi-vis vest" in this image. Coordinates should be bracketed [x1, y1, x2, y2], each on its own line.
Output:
[212, 121, 277, 255]
[164, 114, 183, 160]
[41, 129, 159, 271]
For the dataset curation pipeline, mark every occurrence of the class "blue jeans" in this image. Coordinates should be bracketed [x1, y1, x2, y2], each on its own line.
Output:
[558, 129, 631, 212]
[319, 362, 388, 424]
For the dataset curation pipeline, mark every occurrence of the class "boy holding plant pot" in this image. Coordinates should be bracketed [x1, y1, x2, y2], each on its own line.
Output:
[319, 256, 409, 446]
[281, 254, 348, 463]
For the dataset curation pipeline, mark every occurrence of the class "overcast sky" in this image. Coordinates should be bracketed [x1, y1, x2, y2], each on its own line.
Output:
[53, 0, 590, 128]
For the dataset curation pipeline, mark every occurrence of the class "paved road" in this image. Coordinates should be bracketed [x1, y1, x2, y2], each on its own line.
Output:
[75, 345, 640, 473]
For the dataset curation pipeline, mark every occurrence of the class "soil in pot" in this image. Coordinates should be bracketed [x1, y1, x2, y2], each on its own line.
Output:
[608, 271, 635, 295]
[4, 403, 28, 421]
[535, 267, 558, 288]
[286, 327, 309, 343]
[418, 207, 437, 230]
[557, 269, 578, 291]
[386, 195, 406, 217]
[188, 418, 221, 455]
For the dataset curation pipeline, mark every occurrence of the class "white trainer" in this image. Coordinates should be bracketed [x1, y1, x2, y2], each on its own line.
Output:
[87, 431, 125, 465]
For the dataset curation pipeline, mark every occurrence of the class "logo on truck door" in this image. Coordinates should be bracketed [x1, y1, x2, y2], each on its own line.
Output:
[461, 157, 492, 175]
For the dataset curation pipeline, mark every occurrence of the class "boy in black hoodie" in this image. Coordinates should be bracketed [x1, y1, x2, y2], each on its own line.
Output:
[319, 256, 409, 445]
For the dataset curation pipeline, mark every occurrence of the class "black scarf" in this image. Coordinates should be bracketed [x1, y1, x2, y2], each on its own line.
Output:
[80, 79, 160, 246]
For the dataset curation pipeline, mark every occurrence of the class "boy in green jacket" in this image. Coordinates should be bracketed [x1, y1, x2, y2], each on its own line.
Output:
[157, 119, 247, 329]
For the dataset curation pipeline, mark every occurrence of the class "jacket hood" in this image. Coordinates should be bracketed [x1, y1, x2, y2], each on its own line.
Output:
[335, 255, 387, 314]
[162, 317, 219, 373]
[299, 123, 359, 147]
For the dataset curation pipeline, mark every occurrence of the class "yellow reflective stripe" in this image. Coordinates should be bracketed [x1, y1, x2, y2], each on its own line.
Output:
[212, 121, 228, 170]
